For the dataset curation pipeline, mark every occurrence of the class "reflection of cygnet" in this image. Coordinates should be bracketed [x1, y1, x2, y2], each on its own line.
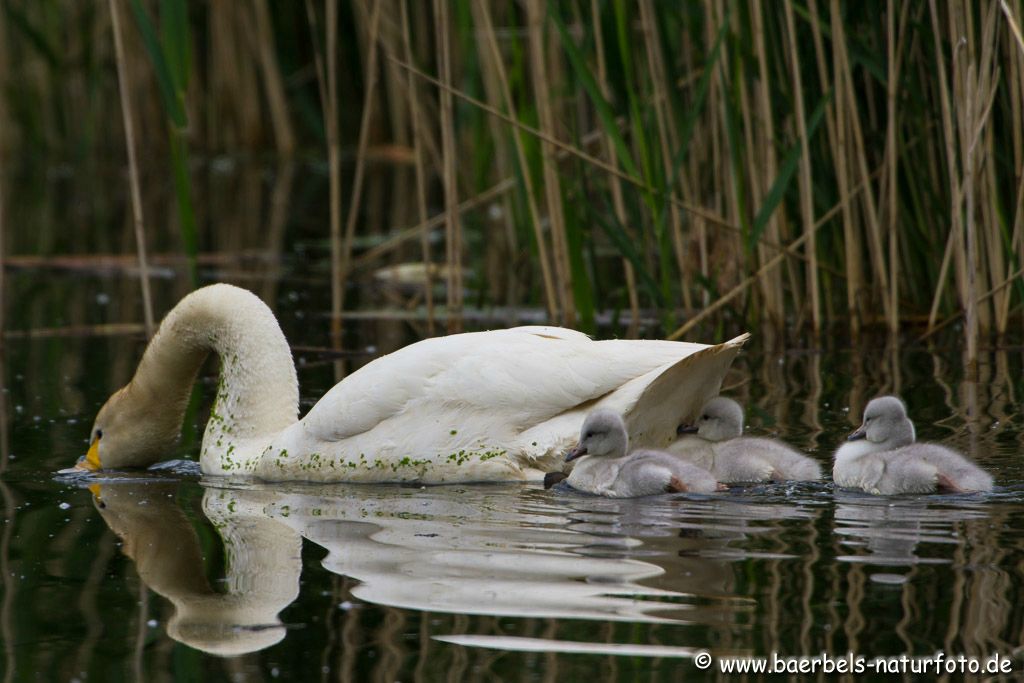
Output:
[670, 397, 822, 482]
[565, 409, 723, 497]
[833, 396, 993, 494]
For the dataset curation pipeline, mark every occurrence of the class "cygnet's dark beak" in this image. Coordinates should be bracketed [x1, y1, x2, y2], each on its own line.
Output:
[677, 423, 699, 435]
[543, 471, 568, 489]
[565, 443, 587, 462]
[847, 425, 867, 441]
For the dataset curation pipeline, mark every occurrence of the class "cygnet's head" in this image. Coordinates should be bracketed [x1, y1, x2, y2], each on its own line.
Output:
[847, 396, 916, 448]
[566, 408, 628, 461]
[677, 397, 744, 442]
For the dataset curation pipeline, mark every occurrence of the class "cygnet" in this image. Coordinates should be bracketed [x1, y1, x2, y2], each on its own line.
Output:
[833, 395, 993, 494]
[564, 409, 723, 497]
[670, 397, 822, 482]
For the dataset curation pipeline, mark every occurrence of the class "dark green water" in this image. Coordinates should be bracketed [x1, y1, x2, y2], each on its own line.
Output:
[4, 164, 1024, 681]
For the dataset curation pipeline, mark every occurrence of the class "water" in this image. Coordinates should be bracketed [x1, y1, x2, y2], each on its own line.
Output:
[4, 163, 1024, 680]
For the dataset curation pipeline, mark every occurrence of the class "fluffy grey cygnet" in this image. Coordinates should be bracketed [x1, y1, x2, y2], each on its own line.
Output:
[670, 397, 822, 482]
[833, 396, 993, 494]
[563, 408, 723, 497]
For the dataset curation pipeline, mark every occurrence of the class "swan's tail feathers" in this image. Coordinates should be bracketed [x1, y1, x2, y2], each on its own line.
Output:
[615, 333, 749, 450]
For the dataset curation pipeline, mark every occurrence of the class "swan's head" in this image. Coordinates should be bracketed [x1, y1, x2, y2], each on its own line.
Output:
[72, 383, 182, 471]
[566, 409, 628, 461]
[847, 396, 915, 449]
[677, 396, 744, 442]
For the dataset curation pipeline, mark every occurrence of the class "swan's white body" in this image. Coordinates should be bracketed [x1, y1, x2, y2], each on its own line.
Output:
[832, 396, 993, 494]
[86, 285, 747, 483]
[668, 397, 821, 482]
[564, 409, 722, 497]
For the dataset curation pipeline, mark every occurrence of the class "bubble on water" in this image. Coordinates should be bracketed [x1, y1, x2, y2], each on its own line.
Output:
[147, 619, 158, 628]
[96, 293, 110, 305]
[58, 502, 71, 510]
[338, 601, 354, 611]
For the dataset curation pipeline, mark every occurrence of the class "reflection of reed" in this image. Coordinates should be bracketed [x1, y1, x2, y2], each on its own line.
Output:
[0, 349, 14, 683]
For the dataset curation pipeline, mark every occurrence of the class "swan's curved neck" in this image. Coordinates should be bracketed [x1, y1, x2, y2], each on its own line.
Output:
[133, 285, 299, 473]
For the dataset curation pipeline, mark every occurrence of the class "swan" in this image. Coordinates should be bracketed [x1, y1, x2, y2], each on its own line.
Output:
[670, 397, 822, 482]
[564, 408, 724, 496]
[72, 284, 748, 483]
[832, 396, 993, 494]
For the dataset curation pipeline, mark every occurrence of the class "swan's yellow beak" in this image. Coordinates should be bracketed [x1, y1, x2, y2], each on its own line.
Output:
[88, 483, 102, 500]
[74, 437, 102, 471]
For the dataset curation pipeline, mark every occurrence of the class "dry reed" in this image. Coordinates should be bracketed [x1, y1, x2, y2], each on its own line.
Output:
[108, 0, 154, 338]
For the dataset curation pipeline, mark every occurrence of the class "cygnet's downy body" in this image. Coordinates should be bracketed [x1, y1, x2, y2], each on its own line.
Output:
[670, 397, 822, 483]
[833, 396, 993, 494]
[563, 409, 723, 497]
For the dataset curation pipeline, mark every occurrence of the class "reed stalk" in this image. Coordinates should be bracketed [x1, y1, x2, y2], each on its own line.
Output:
[886, 0, 899, 335]
[252, 0, 295, 156]
[527, 0, 574, 326]
[591, 0, 640, 334]
[474, 1, 558, 321]
[838, 5, 892, 327]
[388, 52, 743, 234]
[783, 1, 820, 333]
[304, 0, 343, 352]
[339, 0, 382, 315]
[433, 0, 463, 332]
[637, 0, 689, 315]
[108, 0, 154, 338]
[829, 0, 861, 337]
[669, 163, 881, 340]
[399, 0, 435, 335]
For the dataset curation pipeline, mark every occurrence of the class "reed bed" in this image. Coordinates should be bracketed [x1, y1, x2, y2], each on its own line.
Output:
[1, 1, 1024, 356]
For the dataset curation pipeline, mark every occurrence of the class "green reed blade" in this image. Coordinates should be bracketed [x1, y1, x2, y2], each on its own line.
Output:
[749, 88, 831, 246]
[549, 8, 638, 181]
[128, 0, 186, 127]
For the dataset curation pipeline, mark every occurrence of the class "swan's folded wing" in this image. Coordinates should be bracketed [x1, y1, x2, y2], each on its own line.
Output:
[617, 333, 749, 448]
[299, 327, 713, 441]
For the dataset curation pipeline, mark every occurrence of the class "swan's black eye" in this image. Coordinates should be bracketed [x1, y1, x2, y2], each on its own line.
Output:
[701, 414, 709, 420]
[95, 429, 103, 440]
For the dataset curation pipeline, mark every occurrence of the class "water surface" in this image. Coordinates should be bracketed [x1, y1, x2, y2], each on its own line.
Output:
[4, 320, 1024, 680]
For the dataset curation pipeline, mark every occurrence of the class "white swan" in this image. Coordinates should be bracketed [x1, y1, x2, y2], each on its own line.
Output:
[564, 409, 723, 496]
[832, 396, 993, 494]
[74, 284, 748, 483]
[669, 397, 822, 482]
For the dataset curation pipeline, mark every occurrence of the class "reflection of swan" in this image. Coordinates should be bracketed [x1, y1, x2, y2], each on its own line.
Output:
[834, 396, 993, 494]
[89, 482, 301, 656]
[671, 397, 822, 482]
[76, 284, 747, 483]
[247, 484, 704, 623]
[91, 478, 838, 659]
[564, 409, 722, 496]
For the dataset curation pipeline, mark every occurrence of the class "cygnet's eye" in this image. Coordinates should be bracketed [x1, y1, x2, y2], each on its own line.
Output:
[583, 431, 593, 439]
[701, 414, 710, 421]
